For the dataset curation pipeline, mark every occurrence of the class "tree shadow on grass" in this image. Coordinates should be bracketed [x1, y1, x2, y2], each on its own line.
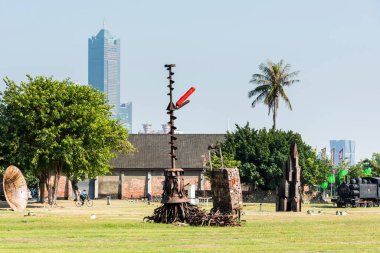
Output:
[309, 204, 337, 209]
[0, 200, 49, 211]
[0, 201, 11, 210]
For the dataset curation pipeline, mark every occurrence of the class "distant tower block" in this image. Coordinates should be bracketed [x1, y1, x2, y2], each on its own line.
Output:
[162, 124, 170, 134]
[211, 168, 243, 217]
[142, 123, 152, 134]
[88, 28, 120, 116]
[276, 143, 302, 212]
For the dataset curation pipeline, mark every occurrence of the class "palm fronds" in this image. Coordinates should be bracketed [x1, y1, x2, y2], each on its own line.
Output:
[248, 59, 299, 129]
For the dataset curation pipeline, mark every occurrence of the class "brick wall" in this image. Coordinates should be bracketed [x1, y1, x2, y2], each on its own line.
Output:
[57, 176, 72, 199]
[98, 176, 119, 198]
[184, 176, 200, 188]
[98, 169, 207, 199]
[42, 175, 72, 200]
[123, 176, 146, 199]
[151, 176, 165, 196]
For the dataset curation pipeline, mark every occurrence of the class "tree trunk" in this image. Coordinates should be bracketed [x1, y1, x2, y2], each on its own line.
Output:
[52, 161, 63, 205]
[72, 179, 79, 201]
[272, 97, 277, 130]
[52, 171, 59, 205]
[39, 174, 46, 203]
[46, 171, 52, 205]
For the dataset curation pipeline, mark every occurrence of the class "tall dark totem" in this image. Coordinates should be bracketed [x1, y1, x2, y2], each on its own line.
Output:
[276, 143, 302, 212]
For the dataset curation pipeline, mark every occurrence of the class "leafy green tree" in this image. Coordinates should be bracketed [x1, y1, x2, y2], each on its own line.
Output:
[249, 60, 299, 130]
[219, 124, 323, 190]
[348, 163, 365, 179]
[0, 76, 133, 204]
[349, 158, 374, 179]
[304, 155, 332, 186]
[204, 152, 241, 178]
[370, 153, 380, 175]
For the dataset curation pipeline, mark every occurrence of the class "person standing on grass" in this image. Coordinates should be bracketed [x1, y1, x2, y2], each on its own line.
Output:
[146, 192, 151, 205]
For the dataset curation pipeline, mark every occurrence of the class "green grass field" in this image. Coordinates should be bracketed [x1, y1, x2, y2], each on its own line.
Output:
[1, 200, 380, 253]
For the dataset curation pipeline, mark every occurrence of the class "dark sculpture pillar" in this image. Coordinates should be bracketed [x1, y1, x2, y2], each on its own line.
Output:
[211, 168, 243, 218]
[276, 143, 302, 212]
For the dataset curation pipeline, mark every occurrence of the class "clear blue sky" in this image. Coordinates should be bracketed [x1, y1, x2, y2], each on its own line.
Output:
[1, 1, 379, 161]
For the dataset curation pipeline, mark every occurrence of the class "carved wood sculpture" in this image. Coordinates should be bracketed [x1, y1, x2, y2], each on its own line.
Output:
[211, 168, 243, 218]
[276, 143, 302, 212]
[3, 165, 28, 212]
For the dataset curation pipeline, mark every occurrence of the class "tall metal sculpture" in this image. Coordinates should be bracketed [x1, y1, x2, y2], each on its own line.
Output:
[145, 64, 197, 223]
[144, 65, 240, 226]
[162, 64, 195, 205]
[276, 143, 302, 212]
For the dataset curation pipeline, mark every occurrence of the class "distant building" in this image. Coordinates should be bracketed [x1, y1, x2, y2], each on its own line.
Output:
[104, 134, 225, 198]
[139, 123, 155, 134]
[41, 134, 230, 200]
[330, 140, 356, 166]
[138, 123, 183, 134]
[88, 28, 120, 116]
[161, 124, 170, 134]
[119, 102, 132, 133]
[316, 147, 327, 160]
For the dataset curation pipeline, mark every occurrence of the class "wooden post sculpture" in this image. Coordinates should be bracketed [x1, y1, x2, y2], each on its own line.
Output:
[211, 168, 243, 218]
[276, 143, 302, 212]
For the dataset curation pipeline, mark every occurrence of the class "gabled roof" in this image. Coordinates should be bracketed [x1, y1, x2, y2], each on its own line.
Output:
[110, 134, 225, 169]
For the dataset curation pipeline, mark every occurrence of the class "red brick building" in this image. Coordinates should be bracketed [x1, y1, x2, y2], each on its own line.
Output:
[43, 134, 225, 200]
[96, 134, 225, 199]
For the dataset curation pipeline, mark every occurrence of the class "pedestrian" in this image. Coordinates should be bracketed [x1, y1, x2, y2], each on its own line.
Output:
[146, 192, 151, 205]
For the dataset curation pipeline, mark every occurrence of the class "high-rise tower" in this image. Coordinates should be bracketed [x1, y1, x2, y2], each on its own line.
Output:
[330, 140, 356, 166]
[119, 102, 132, 132]
[88, 28, 120, 116]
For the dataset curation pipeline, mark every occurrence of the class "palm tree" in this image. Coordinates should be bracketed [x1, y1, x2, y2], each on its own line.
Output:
[248, 60, 299, 130]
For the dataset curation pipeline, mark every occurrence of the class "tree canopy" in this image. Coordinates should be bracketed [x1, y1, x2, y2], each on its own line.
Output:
[213, 124, 329, 190]
[0, 76, 134, 203]
[204, 152, 241, 179]
[348, 154, 380, 179]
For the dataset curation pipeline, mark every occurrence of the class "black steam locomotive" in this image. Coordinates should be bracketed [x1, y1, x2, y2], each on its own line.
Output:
[333, 177, 380, 207]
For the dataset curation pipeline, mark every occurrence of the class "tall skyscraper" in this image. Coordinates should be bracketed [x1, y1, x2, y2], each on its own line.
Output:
[330, 140, 356, 166]
[119, 102, 132, 132]
[88, 28, 120, 116]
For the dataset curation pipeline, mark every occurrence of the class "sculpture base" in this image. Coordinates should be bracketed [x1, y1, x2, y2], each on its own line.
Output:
[145, 168, 240, 226]
[144, 202, 240, 226]
[162, 168, 188, 204]
[276, 196, 301, 212]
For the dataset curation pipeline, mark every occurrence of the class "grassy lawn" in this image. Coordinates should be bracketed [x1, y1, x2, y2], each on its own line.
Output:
[1, 200, 380, 252]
